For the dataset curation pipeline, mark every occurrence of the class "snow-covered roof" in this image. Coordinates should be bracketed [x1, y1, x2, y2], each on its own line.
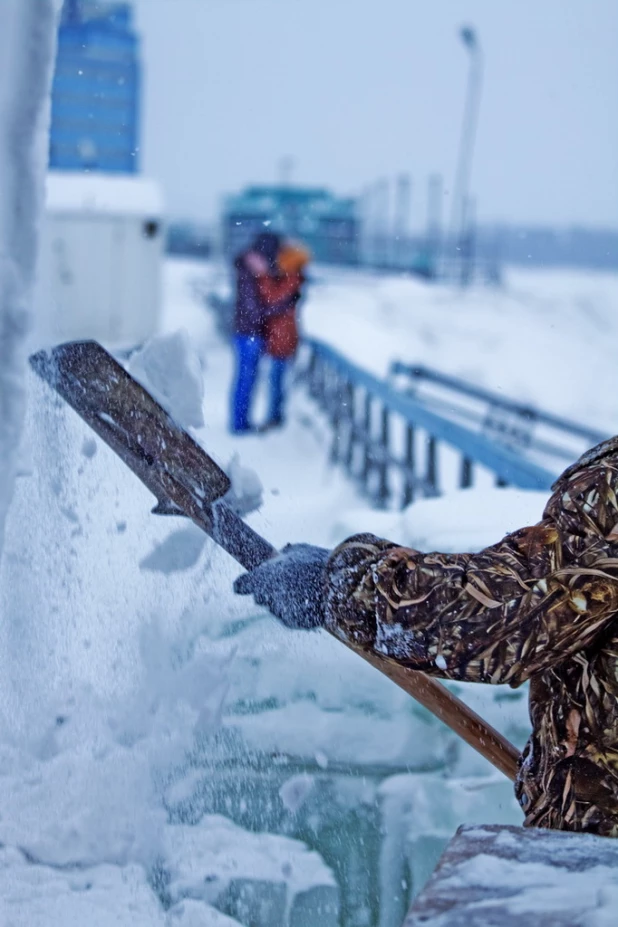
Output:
[45, 171, 163, 217]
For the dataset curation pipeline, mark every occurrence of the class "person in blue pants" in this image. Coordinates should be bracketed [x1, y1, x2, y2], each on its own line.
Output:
[232, 334, 264, 433]
[230, 232, 302, 434]
[267, 355, 288, 427]
[262, 242, 310, 428]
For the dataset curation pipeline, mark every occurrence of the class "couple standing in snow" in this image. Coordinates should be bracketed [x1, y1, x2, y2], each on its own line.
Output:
[230, 231, 310, 434]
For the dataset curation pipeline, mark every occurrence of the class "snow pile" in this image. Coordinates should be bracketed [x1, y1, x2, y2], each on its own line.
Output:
[0, 845, 247, 926]
[163, 814, 339, 924]
[129, 328, 205, 429]
[0, 734, 164, 869]
[0, 850, 167, 927]
[0, 0, 59, 559]
[0, 619, 232, 869]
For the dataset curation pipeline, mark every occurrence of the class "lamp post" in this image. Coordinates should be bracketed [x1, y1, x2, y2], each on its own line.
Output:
[449, 25, 483, 285]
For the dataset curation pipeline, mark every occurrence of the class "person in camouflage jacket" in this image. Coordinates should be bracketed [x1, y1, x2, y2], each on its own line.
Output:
[235, 436, 618, 836]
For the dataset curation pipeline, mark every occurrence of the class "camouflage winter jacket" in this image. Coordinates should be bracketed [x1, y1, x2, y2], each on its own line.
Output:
[323, 437, 618, 836]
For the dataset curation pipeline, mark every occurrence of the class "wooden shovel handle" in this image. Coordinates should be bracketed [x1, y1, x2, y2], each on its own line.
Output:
[351, 648, 519, 780]
[212, 502, 520, 781]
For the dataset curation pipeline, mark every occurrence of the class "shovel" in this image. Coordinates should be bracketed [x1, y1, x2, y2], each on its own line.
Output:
[29, 340, 520, 781]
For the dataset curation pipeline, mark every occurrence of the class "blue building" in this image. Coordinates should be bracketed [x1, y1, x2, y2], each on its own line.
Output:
[49, 0, 140, 173]
[222, 186, 360, 265]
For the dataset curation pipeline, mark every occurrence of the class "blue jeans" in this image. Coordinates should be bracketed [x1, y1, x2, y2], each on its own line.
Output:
[231, 335, 264, 432]
[268, 357, 288, 424]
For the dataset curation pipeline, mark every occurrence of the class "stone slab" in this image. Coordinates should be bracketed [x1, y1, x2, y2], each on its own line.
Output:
[404, 823, 618, 926]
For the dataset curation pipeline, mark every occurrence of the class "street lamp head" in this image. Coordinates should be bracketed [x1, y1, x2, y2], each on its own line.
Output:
[460, 25, 477, 51]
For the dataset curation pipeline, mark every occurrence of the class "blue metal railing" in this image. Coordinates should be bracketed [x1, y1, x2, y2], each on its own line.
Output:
[389, 361, 607, 472]
[300, 339, 561, 508]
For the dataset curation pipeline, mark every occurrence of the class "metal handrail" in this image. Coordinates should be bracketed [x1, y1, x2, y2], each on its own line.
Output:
[300, 339, 556, 507]
[390, 360, 606, 445]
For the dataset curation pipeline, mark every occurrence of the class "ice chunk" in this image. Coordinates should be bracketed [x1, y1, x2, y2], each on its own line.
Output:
[227, 698, 450, 770]
[217, 880, 288, 926]
[163, 815, 339, 926]
[406, 825, 618, 926]
[279, 773, 315, 814]
[224, 453, 263, 516]
[128, 329, 205, 429]
[314, 751, 329, 770]
[377, 773, 522, 924]
[165, 768, 207, 810]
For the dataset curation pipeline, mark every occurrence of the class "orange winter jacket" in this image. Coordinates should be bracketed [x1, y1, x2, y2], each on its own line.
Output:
[263, 243, 311, 359]
[265, 305, 300, 359]
[254, 271, 302, 309]
[254, 270, 301, 358]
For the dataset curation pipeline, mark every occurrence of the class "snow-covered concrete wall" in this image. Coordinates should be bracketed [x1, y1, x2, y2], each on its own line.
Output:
[0, 0, 60, 558]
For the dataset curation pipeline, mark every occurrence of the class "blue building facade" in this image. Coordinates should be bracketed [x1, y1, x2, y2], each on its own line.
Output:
[50, 0, 140, 173]
[222, 186, 360, 265]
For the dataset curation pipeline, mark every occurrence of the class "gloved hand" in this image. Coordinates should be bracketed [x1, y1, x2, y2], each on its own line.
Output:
[233, 544, 330, 630]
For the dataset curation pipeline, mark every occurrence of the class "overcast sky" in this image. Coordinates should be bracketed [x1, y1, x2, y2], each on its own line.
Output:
[133, 0, 618, 229]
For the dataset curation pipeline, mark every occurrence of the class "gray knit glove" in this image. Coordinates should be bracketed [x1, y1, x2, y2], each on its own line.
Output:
[233, 543, 330, 630]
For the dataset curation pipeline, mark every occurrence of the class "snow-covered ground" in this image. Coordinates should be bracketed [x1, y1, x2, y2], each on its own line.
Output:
[303, 264, 618, 434]
[0, 257, 616, 925]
